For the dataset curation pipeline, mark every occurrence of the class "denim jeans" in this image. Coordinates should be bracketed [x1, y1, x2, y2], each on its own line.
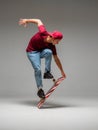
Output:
[27, 49, 52, 89]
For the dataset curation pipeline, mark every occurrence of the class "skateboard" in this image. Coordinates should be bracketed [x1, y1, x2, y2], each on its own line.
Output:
[37, 77, 65, 108]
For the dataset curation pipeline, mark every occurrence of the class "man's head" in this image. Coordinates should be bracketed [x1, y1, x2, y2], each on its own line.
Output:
[47, 31, 63, 45]
[50, 31, 63, 40]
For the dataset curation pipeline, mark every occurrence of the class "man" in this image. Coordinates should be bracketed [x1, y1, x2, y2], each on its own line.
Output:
[19, 18, 66, 98]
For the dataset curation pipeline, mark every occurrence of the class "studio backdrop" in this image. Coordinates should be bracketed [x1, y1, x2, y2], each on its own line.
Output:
[0, 0, 98, 98]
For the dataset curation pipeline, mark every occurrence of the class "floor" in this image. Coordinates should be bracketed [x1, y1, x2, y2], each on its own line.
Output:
[0, 97, 98, 130]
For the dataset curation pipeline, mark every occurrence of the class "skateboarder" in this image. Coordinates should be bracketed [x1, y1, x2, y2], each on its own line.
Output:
[19, 18, 66, 98]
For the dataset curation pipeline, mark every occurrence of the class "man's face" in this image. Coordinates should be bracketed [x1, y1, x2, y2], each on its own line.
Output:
[52, 39, 61, 45]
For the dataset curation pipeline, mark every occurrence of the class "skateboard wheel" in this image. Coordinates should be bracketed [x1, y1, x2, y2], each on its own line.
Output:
[53, 78, 56, 82]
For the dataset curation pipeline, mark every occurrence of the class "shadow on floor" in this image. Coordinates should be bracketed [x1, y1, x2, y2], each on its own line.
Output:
[17, 99, 76, 109]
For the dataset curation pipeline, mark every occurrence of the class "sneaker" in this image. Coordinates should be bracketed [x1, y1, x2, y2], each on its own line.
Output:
[43, 71, 53, 79]
[37, 89, 45, 99]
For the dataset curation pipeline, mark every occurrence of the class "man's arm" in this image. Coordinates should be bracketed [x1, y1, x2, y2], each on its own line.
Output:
[53, 55, 66, 78]
[19, 18, 43, 27]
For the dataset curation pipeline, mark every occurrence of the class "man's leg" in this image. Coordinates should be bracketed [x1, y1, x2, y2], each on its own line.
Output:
[27, 51, 45, 98]
[27, 51, 43, 89]
[40, 49, 53, 79]
[40, 49, 52, 72]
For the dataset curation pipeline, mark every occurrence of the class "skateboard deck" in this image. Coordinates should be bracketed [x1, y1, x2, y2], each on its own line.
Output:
[37, 77, 65, 108]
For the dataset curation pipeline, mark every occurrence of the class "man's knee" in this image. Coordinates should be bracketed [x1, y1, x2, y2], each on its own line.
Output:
[45, 49, 52, 56]
[40, 49, 52, 58]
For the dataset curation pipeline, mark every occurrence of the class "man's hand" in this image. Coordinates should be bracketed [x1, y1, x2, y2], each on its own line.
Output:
[19, 19, 27, 27]
[61, 71, 66, 78]
[19, 18, 43, 27]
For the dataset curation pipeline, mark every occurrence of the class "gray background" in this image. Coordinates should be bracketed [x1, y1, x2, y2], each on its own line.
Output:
[0, 0, 98, 98]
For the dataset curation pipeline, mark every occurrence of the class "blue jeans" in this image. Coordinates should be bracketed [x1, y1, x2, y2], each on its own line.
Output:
[27, 49, 52, 89]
